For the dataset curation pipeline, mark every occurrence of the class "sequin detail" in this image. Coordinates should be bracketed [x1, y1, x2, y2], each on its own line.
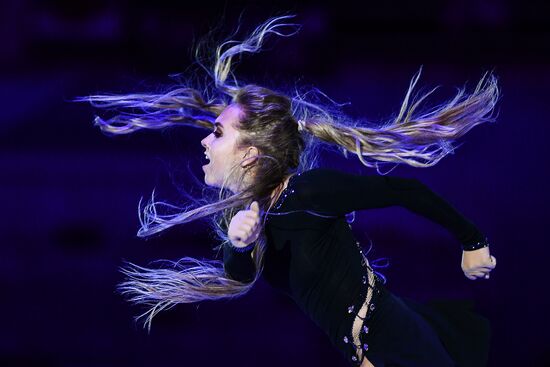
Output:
[273, 173, 301, 211]
[341, 225, 384, 366]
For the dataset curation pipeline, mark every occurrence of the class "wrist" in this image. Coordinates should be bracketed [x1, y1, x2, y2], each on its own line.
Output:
[462, 237, 489, 252]
[229, 241, 255, 253]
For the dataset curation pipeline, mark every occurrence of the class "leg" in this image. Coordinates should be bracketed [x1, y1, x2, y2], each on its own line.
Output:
[365, 291, 457, 367]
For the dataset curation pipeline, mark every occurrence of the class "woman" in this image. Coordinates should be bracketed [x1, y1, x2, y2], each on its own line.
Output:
[82, 15, 497, 367]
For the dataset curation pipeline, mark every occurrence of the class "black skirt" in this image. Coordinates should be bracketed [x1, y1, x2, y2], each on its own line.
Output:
[362, 285, 491, 367]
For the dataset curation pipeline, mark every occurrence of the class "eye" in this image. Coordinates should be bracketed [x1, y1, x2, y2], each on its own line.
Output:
[213, 129, 222, 138]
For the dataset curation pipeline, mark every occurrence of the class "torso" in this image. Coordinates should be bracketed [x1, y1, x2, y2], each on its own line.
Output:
[263, 170, 382, 366]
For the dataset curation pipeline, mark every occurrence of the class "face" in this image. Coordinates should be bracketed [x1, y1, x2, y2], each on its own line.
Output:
[201, 104, 254, 192]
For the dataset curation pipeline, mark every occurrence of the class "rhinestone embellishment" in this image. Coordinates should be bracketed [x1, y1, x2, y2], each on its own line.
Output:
[273, 173, 300, 210]
[345, 229, 384, 365]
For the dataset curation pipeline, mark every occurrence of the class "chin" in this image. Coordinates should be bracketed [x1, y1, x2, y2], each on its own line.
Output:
[203, 175, 219, 189]
[202, 170, 212, 186]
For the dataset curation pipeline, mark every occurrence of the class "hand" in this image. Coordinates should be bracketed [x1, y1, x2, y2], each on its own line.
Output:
[461, 246, 497, 280]
[228, 201, 261, 248]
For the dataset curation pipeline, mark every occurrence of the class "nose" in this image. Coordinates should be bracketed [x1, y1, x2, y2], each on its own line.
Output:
[201, 135, 209, 149]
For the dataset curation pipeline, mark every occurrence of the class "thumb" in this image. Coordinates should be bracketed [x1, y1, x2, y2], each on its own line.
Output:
[249, 201, 260, 213]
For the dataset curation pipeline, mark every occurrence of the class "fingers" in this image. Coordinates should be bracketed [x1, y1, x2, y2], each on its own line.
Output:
[464, 266, 493, 280]
[238, 222, 256, 237]
[463, 254, 497, 272]
[468, 271, 487, 278]
[229, 202, 262, 246]
[464, 271, 490, 280]
[234, 218, 260, 241]
[249, 201, 260, 213]
[479, 255, 497, 269]
[244, 212, 260, 223]
[234, 229, 249, 242]
[241, 217, 258, 227]
[461, 249, 497, 281]
[245, 203, 260, 218]
[477, 256, 497, 273]
[477, 256, 496, 269]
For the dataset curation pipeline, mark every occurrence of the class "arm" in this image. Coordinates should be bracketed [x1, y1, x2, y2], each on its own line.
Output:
[295, 168, 486, 247]
[223, 243, 256, 283]
[222, 201, 261, 284]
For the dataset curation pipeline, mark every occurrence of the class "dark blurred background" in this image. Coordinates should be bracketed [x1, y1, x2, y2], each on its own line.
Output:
[1, 1, 549, 366]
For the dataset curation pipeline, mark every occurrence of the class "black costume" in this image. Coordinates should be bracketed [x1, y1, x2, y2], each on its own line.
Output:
[223, 168, 490, 366]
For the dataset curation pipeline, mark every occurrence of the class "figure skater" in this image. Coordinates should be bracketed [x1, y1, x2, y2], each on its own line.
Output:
[81, 15, 498, 367]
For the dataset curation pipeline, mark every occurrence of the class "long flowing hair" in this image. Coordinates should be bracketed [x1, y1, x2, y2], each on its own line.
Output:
[79, 14, 499, 330]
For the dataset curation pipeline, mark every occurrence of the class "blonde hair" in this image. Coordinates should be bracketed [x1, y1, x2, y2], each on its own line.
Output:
[79, 14, 499, 331]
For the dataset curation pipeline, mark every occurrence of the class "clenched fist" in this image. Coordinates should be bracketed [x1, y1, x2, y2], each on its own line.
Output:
[461, 246, 497, 280]
[228, 201, 261, 249]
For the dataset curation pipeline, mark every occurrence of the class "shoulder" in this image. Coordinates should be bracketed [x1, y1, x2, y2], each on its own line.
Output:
[293, 167, 354, 183]
[295, 167, 420, 190]
[291, 167, 336, 186]
[291, 167, 350, 197]
[294, 167, 346, 179]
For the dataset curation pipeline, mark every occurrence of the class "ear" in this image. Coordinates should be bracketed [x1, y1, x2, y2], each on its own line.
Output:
[241, 146, 260, 168]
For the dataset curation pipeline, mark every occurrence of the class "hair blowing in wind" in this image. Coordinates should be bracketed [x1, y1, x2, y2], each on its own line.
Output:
[78, 14, 499, 331]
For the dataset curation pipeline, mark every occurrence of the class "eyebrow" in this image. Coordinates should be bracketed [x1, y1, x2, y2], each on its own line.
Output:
[213, 122, 223, 129]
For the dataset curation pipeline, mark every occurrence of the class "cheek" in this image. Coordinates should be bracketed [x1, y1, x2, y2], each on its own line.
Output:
[218, 155, 235, 170]
[216, 144, 236, 164]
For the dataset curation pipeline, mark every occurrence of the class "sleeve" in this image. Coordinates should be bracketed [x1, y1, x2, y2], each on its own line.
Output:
[223, 243, 256, 283]
[295, 168, 486, 246]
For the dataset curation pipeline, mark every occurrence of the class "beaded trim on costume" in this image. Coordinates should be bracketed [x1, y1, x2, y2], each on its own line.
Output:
[462, 237, 489, 251]
[272, 172, 301, 211]
[342, 225, 384, 366]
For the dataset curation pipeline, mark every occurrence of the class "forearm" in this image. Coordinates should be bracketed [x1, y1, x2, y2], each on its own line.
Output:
[396, 178, 486, 246]
[223, 242, 256, 283]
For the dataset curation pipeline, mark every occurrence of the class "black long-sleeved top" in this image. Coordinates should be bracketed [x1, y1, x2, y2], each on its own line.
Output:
[223, 168, 485, 362]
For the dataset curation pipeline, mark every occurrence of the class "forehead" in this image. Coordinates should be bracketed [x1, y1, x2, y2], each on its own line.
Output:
[215, 104, 243, 130]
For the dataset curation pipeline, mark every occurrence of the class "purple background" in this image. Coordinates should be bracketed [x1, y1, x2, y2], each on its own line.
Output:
[2, 1, 549, 366]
